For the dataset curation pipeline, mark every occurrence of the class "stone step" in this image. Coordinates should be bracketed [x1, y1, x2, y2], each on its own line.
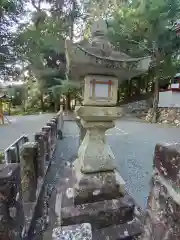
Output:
[61, 195, 135, 229]
[52, 223, 92, 240]
[93, 217, 143, 240]
[44, 218, 143, 240]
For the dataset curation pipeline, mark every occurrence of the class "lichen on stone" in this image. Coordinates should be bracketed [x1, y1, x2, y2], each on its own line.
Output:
[52, 223, 92, 240]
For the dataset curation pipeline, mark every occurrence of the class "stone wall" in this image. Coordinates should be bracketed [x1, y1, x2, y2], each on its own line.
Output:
[120, 99, 151, 118]
[119, 99, 180, 126]
[122, 100, 150, 113]
[141, 143, 180, 240]
[145, 107, 180, 126]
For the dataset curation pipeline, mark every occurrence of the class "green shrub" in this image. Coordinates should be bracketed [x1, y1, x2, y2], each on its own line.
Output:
[0, 152, 4, 163]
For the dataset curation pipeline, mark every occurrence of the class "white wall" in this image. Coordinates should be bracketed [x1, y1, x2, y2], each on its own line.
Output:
[159, 91, 180, 107]
[171, 83, 179, 89]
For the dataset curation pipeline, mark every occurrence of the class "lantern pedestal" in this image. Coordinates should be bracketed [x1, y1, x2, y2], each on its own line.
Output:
[73, 106, 125, 204]
[61, 105, 143, 238]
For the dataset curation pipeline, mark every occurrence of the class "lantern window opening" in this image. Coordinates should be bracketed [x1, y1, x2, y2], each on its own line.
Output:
[89, 79, 113, 101]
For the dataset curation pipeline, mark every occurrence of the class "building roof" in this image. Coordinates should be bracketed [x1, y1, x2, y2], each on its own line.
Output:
[0, 94, 11, 101]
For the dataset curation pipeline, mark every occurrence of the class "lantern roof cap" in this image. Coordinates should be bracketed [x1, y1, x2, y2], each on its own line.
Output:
[74, 19, 149, 62]
[65, 19, 151, 80]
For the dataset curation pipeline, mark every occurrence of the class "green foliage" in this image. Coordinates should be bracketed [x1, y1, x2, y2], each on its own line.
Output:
[2, 0, 180, 114]
[0, 151, 4, 163]
[48, 79, 81, 104]
[11, 0, 83, 112]
[106, 0, 180, 121]
[108, 0, 180, 84]
[13, 15, 65, 110]
[7, 85, 26, 105]
[0, 0, 26, 77]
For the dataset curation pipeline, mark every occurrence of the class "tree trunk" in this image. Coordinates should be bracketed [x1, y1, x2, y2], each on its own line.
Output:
[65, 92, 71, 111]
[54, 100, 59, 112]
[135, 79, 141, 95]
[117, 89, 120, 104]
[0, 101, 4, 124]
[128, 80, 132, 97]
[145, 78, 149, 92]
[8, 101, 11, 116]
[40, 93, 45, 112]
[23, 100, 26, 113]
[151, 77, 159, 123]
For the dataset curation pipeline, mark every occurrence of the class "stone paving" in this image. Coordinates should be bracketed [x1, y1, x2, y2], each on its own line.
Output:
[0, 113, 54, 151]
[51, 118, 180, 210]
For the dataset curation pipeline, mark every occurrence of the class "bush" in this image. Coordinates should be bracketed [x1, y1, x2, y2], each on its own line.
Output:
[0, 152, 4, 163]
[11, 107, 41, 116]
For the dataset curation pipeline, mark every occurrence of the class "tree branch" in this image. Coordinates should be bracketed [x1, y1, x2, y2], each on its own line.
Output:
[31, 0, 42, 11]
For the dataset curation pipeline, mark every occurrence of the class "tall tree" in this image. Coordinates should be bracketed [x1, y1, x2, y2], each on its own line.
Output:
[13, 0, 82, 111]
[0, 0, 27, 78]
[108, 0, 180, 122]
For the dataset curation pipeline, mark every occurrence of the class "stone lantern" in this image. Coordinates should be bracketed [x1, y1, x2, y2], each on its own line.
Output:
[64, 19, 151, 237]
[65, 19, 151, 202]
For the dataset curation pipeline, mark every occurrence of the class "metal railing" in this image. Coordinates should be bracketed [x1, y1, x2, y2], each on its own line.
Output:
[4, 135, 29, 163]
[4, 109, 64, 164]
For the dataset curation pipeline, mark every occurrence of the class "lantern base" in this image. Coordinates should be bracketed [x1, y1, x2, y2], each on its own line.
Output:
[73, 158, 125, 205]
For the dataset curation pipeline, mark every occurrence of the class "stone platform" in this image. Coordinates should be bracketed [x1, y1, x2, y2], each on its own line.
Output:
[40, 118, 156, 240]
[49, 160, 144, 240]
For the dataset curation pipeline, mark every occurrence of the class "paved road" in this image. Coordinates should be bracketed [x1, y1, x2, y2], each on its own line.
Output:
[61, 118, 180, 210]
[108, 119, 180, 209]
[0, 114, 54, 151]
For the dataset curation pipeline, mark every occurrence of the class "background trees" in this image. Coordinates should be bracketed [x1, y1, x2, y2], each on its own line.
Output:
[108, 0, 180, 121]
[1, 0, 180, 119]
[0, 0, 27, 78]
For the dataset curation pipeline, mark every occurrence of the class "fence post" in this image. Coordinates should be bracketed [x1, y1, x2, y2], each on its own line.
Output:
[52, 116, 58, 125]
[6, 146, 18, 163]
[0, 163, 24, 240]
[5, 135, 29, 164]
[51, 118, 58, 141]
[34, 132, 46, 178]
[57, 110, 63, 139]
[16, 136, 29, 163]
[47, 121, 56, 148]
[20, 142, 38, 202]
[42, 126, 51, 161]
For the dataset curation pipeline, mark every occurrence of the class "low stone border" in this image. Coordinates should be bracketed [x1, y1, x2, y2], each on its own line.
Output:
[142, 142, 180, 239]
[145, 107, 180, 126]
